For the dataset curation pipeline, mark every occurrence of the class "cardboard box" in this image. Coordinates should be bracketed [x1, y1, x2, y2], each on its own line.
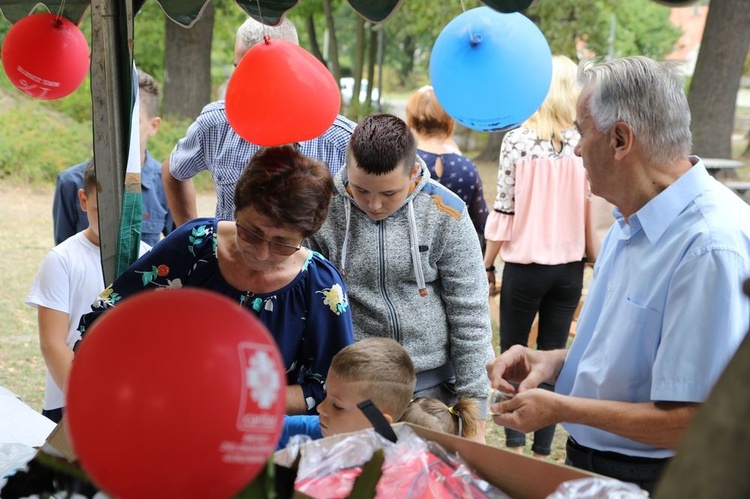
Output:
[402, 424, 596, 499]
[39, 417, 77, 462]
[42, 419, 596, 498]
[276, 422, 597, 499]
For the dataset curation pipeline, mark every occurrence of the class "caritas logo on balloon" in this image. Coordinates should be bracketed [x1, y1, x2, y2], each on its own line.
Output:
[1, 13, 90, 100]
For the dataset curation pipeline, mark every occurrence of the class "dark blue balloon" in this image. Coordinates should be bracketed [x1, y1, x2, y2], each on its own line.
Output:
[429, 7, 552, 132]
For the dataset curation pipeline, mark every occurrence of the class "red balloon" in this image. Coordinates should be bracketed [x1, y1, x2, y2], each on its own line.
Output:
[1, 13, 90, 100]
[225, 38, 341, 147]
[66, 289, 286, 498]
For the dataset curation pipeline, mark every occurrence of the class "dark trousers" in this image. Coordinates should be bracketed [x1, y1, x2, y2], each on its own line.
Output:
[566, 437, 669, 495]
[500, 260, 584, 455]
[42, 407, 64, 424]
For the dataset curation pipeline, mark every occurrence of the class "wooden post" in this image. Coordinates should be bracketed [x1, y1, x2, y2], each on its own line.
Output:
[90, 0, 133, 285]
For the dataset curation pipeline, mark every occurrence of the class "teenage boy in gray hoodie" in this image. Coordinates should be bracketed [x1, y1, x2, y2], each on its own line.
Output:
[309, 113, 495, 440]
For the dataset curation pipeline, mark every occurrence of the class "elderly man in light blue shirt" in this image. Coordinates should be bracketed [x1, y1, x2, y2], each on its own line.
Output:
[486, 56, 750, 495]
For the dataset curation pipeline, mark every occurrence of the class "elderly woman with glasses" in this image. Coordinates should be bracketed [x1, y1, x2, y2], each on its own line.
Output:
[79, 145, 354, 415]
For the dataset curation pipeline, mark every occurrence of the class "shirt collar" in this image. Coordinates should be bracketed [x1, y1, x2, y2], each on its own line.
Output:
[614, 156, 709, 244]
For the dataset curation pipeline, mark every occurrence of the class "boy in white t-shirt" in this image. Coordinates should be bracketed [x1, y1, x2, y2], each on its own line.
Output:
[26, 160, 149, 422]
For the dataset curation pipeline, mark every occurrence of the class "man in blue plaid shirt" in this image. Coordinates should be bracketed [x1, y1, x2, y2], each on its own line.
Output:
[163, 17, 355, 225]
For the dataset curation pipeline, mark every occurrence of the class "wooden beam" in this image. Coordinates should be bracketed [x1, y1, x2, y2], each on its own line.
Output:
[90, 0, 132, 284]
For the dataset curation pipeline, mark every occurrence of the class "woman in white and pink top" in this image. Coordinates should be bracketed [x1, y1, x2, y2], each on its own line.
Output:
[484, 55, 590, 458]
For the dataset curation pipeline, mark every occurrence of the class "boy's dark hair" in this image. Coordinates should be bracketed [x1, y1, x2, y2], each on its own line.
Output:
[330, 337, 416, 421]
[137, 69, 160, 119]
[346, 114, 417, 176]
[82, 159, 101, 196]
[234, 145, 334, 238]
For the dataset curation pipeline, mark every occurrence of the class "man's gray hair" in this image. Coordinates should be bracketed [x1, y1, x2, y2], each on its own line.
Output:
[236, 17, 299, 50]
[577, 56, 692, 165]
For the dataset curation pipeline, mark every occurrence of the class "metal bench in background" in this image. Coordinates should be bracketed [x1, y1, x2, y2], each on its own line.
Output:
[703, 157, 745, 177]
[725, 181, 750, 203]
[702, 158, 749, 203]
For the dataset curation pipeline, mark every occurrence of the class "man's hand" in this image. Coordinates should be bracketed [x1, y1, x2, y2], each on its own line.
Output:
[490, 388, 561, 433]
[486, 345, 566, 397]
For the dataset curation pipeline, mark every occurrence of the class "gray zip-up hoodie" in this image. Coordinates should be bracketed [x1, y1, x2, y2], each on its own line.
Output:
[309, 159, 494, 403]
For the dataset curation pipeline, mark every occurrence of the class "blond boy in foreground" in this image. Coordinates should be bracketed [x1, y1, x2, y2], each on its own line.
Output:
[278, 338, 416, 447]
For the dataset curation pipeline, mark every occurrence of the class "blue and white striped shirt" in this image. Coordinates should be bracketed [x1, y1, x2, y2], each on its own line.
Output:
[169, 100, 355, 220]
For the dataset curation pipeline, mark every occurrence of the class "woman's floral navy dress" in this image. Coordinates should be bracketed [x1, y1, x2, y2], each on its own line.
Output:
[79, 218, 354, 413]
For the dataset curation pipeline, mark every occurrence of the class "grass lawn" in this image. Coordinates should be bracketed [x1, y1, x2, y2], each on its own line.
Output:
[0, 183, 56, 411]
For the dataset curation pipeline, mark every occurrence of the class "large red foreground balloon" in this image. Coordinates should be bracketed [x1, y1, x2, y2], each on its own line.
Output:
[225, 38, 340, 146]
[66, 289, 286, 498]
[1, 13, 90, 100]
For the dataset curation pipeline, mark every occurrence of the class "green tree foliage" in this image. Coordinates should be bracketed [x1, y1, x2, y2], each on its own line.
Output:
[285, 0, 329, 52]
[527, 0, 680, 60]
[0, 0, 689, 183]
[370, 0, 681, 90]
[133, 0, 166, 80]
[319, 1, 364, 76]
[611, 2, 681, 59]
[382, 0, 484, 86]
[133, 0, 246, 102]
[526, 0, 609, 59]
[210, 0, 248, 85]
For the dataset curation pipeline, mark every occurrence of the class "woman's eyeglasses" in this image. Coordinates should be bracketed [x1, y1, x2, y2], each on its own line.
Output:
[235, 222, 301, 256]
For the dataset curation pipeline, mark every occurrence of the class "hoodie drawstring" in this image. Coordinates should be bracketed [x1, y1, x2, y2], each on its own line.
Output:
[408, 200, 428, 297]
[341, 197, 351, 276]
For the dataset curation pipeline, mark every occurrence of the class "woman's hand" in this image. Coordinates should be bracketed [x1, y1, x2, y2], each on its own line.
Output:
[486, 266, 500, 297]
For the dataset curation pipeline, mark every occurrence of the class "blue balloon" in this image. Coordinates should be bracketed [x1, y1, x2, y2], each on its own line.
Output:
[429, 7, 552, 132]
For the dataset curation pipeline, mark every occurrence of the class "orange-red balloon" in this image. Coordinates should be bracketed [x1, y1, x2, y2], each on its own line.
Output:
[1, 13, 90, 100]
[225, 38, 340, 147]
[66, 289, 286, 498]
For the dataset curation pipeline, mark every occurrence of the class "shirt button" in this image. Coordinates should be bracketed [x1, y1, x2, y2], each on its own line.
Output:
[608, 285, 613, 292]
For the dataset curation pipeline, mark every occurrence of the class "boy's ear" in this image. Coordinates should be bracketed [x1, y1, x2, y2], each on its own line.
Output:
[148, 116, 162, 137]
[382, 413, 394, 425]
[410, 162, 420, 181]
[78, 188, 88, 211]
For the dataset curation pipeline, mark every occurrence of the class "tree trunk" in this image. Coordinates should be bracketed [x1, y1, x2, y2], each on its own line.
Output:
[688, 0, 750, 163]
[350, 16, 366, 119]
[306, 14, 326, 65]
[399, 35, 415, 86]
[365, 24, 378, 108]
[162, 2, 214, 120]
[323, 0, 341, 83]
